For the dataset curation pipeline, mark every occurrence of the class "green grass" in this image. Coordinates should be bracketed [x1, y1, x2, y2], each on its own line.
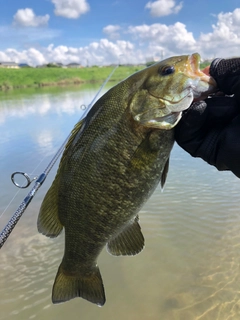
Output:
[0, 63, 209, 90]
[200, 62, 210, 70]
[0, 66, 144, 90]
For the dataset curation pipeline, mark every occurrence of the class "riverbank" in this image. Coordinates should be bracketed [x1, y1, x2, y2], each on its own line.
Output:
[0, 62, 210, 90]
[0, 65, 144, 90]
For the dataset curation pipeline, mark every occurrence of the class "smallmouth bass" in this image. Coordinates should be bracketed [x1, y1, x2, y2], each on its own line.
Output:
[38, 53, 216, 306]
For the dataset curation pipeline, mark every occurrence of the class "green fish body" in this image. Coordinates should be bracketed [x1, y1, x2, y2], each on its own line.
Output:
[38, 53, 216, 306]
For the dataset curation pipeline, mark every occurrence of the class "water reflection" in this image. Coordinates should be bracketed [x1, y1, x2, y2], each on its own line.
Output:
[0, 85, 240, 320]
[0, 85, 97, 123]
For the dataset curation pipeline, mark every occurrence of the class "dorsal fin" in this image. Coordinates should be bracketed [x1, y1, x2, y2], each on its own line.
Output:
[107, 216, 145, 256]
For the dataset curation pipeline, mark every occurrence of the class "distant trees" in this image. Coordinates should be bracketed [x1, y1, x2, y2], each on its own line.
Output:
[46, 63, 62, 68]
[146, 61, 156, 67]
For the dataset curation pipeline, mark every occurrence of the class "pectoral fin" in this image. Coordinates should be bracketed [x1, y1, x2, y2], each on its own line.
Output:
[107, 216, 145, 256]
[38, 118, 86, 238]
[37, 181, 63, 237]
[161, 158, 169, 189]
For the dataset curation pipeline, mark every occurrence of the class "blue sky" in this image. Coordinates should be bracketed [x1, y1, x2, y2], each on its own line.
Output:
[0, 0, 240, 66]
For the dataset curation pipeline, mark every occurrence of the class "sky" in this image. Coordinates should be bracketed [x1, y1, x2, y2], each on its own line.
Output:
[0, 0, 240, 66]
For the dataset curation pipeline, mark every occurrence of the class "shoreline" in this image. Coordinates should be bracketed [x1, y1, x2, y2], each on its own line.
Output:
[0, 78, 104, 90]
[0, 65, 144, 91]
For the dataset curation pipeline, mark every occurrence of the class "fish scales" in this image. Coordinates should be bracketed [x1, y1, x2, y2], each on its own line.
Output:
[59, 100, 173, 251]
[38, 53, 216, 306]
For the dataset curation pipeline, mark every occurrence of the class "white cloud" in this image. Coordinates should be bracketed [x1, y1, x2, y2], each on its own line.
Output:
[0, 51, 9, 62]
[2, 47, 47, 66]
[2, 8, 240, 66]
[51, 0, 90, 19]
[103, 25, 121, 39]
[46, 39, 135, 65]
[128, 22, 196, 55]
[199, 8, 240, 58]
[145, 0, 183, 17]
[13, 8, 49, 27]
[85, 39, 135, 64]
[0, 40, 136, 67]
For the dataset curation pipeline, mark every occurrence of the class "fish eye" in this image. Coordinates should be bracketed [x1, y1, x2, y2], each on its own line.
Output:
[159, 65, 175, 76]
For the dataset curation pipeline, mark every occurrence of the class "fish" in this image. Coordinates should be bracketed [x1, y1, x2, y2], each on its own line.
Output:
[37, 53, 216, 306]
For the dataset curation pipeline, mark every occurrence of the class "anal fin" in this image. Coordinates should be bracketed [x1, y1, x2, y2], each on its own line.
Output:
[107, 215, 145, 256]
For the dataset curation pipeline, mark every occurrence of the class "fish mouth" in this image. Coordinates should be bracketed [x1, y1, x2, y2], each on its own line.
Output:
[188, 53, 217, 94]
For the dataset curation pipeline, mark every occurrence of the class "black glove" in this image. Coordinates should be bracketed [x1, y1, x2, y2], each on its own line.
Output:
[175, 58, 240, 178]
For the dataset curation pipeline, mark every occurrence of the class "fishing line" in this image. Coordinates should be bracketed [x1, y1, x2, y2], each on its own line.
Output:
[0, 64, 119, 249]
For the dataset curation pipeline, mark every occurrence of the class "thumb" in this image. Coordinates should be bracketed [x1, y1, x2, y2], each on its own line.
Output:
[202, 66, 210, 75]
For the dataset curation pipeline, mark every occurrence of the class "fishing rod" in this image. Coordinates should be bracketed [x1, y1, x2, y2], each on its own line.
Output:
[0, 64, 119, 249]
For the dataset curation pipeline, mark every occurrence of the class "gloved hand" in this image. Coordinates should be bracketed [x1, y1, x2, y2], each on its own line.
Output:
[175, 58, 240, 178]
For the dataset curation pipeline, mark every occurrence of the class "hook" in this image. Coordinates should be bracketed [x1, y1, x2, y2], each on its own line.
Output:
[11, 172, 38, 189]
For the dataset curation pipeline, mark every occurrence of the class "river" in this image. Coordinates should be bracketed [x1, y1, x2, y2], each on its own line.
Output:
[0, 84, 240, 320]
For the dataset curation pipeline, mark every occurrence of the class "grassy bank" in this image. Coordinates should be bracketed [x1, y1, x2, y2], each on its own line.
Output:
[0, 66, 144, 90]
[0, 63, 210, 90]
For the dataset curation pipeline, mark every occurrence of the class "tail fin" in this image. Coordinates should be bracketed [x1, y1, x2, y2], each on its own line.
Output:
[52, 263, 106, 306]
